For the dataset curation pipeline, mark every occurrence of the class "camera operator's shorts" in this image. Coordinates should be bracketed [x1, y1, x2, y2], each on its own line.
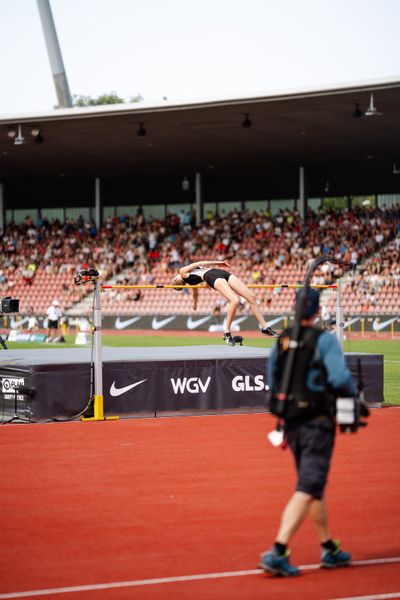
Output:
[203, 269, 232, 289]
[286, 416, 335, 500]
[48, 319, 59, 330]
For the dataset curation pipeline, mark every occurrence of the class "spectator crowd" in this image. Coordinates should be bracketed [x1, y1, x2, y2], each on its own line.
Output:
[0, 204, 399, 316]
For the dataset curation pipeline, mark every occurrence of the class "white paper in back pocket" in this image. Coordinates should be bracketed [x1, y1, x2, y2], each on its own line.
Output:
[267, 429, 284, 447]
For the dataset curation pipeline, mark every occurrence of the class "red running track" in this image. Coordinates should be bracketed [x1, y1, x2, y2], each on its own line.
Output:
[0, 409, 399, 599]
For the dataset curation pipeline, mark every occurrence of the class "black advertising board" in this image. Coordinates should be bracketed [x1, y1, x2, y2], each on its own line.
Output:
[0, 347, 384, 421]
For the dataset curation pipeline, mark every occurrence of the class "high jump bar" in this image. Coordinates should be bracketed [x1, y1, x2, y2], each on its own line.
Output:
[101, 284, 338, 289]
[101, 282, 344, 347]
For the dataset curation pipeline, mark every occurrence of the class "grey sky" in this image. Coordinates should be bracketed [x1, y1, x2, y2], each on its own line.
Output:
[1, 0, 400, 115]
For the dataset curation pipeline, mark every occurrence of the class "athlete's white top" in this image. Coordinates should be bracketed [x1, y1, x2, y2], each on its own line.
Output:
[189, 267, 207, 279]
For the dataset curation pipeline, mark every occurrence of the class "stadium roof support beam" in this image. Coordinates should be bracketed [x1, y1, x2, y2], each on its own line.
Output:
[0, 183, 3, 234]
[195, 172, 203, 227]
[298, 166, 308, 220]
[36, 0, 73, 108]
[95, 177, 101, 229]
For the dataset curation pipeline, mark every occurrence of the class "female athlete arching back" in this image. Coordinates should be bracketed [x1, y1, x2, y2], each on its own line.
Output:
[172, 260, 276, 343]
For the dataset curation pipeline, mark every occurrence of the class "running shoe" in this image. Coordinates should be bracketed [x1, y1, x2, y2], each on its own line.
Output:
[260, 326, 278, 336]
[223, 333, 235, 346]
[320, 540, 351, 568]
[259, 548, 300, 577]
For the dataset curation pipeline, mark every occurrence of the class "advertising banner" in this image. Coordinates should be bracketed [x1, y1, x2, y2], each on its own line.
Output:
[102, 358, 269, 416]
[101, 314, 400, 332]
[0, 352, 384, 421]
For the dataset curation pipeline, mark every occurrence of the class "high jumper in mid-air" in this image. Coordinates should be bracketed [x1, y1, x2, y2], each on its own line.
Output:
[172, 260, 277, 345]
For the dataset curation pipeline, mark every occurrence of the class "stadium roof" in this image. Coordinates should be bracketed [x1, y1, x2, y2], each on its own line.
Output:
[1, 78, 400, 207]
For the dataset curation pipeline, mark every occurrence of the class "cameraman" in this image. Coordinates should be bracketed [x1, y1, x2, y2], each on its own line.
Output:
[259, 288, 357, 577]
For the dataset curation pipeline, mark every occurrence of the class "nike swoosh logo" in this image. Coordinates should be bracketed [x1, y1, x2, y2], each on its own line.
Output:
[266, 317, 286, 327]
[151, 316, 176, 330]
[110, 379, 147, 397]
[343, 317, 360, 329]
[373, 317, 398, 332]
[115, 316, 142, 330]
[187, 315, 212, 329]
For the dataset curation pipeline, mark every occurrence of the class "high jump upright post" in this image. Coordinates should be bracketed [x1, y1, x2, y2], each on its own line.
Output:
[336, 278, 344, 349]
[74, 270, 118, 421]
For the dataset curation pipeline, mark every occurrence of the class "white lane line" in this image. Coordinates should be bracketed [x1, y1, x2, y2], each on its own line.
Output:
[330, 593, 400, 600]
[0, 557, 399, 599]
[0, 572, 261, 600]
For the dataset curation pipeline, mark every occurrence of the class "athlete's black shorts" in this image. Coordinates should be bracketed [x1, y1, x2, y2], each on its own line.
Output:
[47, 319, 59, 330]
[203, 269, 232, 289]
[285, 416, 335, 500]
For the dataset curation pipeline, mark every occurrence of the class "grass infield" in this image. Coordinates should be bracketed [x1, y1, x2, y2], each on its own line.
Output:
[4, 334, 400, 406]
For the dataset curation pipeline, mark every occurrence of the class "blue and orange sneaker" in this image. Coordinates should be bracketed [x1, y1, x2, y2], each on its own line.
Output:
[259, 548, 300, 577]
[320, 539, 351, 568]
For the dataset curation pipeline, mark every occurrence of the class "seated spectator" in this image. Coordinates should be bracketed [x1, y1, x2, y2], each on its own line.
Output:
[127, 291, 142, 302]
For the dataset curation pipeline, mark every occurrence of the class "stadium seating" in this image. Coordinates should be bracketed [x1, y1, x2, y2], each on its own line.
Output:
[0, 206, 398, 322]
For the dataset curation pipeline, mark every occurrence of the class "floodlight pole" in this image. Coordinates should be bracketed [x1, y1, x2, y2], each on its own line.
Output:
[37, 0, 73, 108]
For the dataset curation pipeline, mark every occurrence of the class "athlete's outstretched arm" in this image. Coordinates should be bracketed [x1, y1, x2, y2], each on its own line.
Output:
[179, 260, 230, 278]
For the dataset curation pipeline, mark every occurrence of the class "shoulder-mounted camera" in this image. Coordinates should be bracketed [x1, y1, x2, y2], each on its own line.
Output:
[336, 395, 370, 433]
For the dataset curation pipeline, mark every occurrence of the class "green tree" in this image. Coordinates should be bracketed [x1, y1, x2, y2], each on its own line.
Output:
[322, 196, 348, 210]
[72, 91, 143, 107]
[350, 195, 376, 208]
